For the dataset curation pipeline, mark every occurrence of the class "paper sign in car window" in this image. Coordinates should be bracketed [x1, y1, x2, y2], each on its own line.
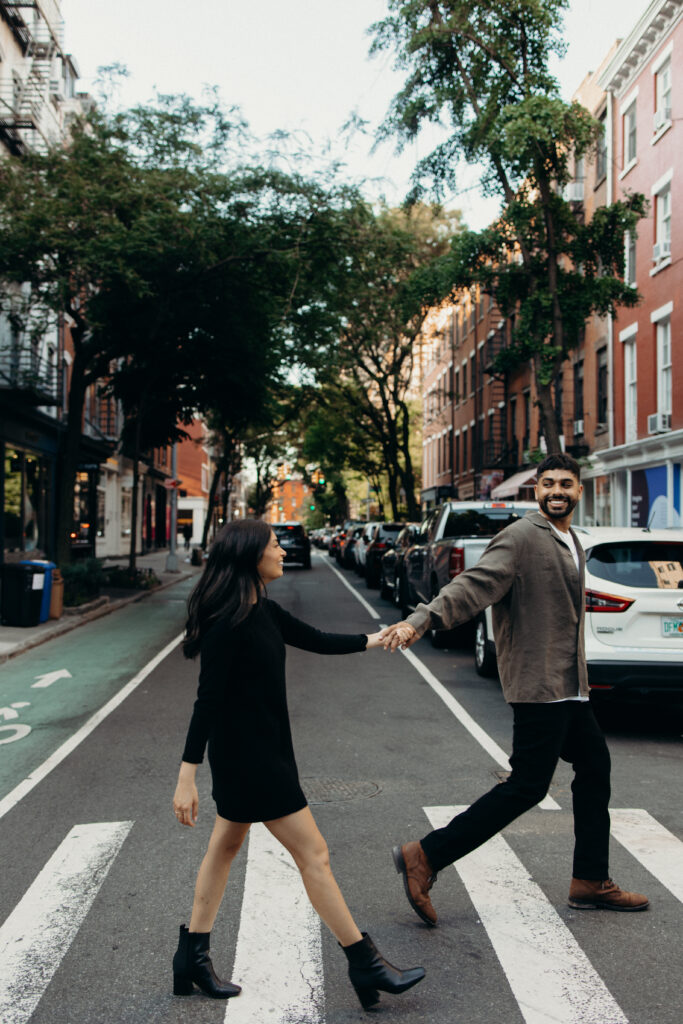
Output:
[649, 560, 683, 589]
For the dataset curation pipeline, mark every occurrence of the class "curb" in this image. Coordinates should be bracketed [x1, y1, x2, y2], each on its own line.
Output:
[0, 571, 193, 665]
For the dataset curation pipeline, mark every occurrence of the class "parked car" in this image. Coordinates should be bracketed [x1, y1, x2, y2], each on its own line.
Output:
[365, 522, 405, 588]
[353, 521, 380, 576]
[379, 523, 420, 603]
[340, 525, 364, 568]
[332, 520, 362, 564]
[273, 522, 311, 569]
[400, 501, 537, 646]
[473, 526, 683, 698]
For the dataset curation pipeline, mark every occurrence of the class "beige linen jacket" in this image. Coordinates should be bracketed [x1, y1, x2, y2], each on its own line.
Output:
[406, 511, 589, 703]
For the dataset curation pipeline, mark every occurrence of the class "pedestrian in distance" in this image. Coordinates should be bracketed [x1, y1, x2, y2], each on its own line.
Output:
[380, 452, 649, 926]
[182, 523, 192, 551]
[172, 518, 425, 1010]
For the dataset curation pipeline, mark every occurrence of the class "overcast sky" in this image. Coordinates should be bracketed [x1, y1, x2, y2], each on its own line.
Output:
[61, 0, 649, 229]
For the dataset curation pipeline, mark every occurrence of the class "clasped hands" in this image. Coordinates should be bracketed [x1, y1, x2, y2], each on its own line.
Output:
[366, 622, 419, 652]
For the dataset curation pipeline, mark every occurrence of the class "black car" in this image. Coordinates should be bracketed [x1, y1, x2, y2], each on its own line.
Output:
[365, 522, 405, 588]
[273, 522, 311, 569]
[379, 523, 419, 603]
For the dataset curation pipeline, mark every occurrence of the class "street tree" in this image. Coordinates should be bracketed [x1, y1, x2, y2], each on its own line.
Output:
[371, 0, 646, 453]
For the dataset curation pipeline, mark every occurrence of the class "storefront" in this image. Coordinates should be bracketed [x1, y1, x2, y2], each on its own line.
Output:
[0, 405, 60, 565]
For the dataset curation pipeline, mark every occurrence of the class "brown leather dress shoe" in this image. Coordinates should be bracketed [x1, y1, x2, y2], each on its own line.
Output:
[568, 877, 649, 911]
[393, 841, 438, 926]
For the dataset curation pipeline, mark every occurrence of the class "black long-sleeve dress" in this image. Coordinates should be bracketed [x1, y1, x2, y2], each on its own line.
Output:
[182, 598, 368, 822]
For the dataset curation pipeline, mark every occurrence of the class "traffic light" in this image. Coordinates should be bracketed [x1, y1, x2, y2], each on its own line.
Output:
[309, 504, 315, 511]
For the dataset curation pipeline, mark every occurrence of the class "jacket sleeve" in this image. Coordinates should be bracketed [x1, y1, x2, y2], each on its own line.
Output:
[181, 621, 236, 764]
[406, 523, 522, 638]
[268, 601, 367, 655]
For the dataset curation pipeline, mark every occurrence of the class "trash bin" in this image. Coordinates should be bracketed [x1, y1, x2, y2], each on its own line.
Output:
[49, 568, 64, 620]
[191, 547, 203, 566]
[20, 560, 56, 623]
[1, 563, 48, 627]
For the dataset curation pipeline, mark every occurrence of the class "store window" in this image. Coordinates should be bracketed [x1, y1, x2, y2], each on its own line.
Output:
[3, 446, 49, 557]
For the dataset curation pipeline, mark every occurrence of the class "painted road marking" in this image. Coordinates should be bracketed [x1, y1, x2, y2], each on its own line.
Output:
[0, 821, 133, 1024]
[425, 805, 628, 1024]
[322, 556, 560, 811]
[228, 823, 324, 1024]
[32, 669, 72, 689]
[610, 808, 683, 903]
[0, 632, 184, 821]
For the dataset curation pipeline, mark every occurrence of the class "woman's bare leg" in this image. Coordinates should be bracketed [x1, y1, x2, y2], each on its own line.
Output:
[265, 806, 362, 947]
[189, 815, 251, 932]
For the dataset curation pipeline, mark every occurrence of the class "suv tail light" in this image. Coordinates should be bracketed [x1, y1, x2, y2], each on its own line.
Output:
[374, 541, 387, 551]
[448, 547, 465, 579]
[586, 589, 634, 613]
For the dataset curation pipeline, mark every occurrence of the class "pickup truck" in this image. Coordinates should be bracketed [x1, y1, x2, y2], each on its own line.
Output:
[400, 500, 537, 649]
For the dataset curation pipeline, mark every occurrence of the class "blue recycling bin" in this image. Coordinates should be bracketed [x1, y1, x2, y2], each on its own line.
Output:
[19, 560, 56, 623]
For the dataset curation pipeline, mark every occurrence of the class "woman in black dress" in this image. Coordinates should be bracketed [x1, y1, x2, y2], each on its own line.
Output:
[172, 519, 424, 1010]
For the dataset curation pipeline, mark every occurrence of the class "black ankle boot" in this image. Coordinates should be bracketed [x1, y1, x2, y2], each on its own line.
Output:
[172, 924, 241, 999]
[342, 932, 425, 1010]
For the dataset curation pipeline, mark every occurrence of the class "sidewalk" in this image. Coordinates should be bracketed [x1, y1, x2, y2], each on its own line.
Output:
[0, 548, 202, 664]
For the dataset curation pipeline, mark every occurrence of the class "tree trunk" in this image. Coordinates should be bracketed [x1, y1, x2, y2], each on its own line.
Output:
[533, 354, 562, 455]
[55, 349, 88, 567]
[202, 463, 221, 549]
[128, 410, 142, 573]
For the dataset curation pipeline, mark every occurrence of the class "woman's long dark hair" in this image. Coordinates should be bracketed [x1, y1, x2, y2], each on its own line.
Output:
[183, 519, 272, 658]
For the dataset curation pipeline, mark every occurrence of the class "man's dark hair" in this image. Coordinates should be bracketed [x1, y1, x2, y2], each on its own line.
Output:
[535, 452, 581, 481]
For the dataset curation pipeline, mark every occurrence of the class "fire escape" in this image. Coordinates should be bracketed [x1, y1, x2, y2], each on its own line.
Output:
[478, 317, 518, 470]
[0, 1, 63, 155]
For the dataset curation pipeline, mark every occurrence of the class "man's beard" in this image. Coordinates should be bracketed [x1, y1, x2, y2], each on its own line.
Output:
[539, 494, 577, 519]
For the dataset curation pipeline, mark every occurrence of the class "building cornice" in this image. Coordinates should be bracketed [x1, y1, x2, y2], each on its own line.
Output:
[582, 428, 683, 476]
[599, 0, 683, 96]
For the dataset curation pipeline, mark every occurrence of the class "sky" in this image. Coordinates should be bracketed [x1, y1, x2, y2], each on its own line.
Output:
[60, 0, 649, 230]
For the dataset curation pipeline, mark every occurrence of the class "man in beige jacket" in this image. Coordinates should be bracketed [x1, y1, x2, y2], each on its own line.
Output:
[381, 453, 648, 924]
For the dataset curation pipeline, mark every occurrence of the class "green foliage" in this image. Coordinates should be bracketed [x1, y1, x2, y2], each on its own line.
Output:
[60, 559, 105, 607]
[103, 565, 161, 590]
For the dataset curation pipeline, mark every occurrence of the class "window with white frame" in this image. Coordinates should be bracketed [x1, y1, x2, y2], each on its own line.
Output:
[623, 102, 637, 166]
[655, 59, 672, 130]
[656, 317, 672, 415]
[624, 230, 637, 285]
[656, 186, 671, 258]
[623, 334, 637, 443]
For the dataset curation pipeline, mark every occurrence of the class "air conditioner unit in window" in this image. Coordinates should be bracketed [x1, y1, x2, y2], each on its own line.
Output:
[647, 411, 671, 434]
[573, 419, 584, 435]
[654, 108, 672, 131]
[652, 240, 671, 262]
[563, 182, 584, 203]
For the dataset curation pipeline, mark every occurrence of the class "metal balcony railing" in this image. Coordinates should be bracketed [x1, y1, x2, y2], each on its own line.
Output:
[0, 343, 61, 405]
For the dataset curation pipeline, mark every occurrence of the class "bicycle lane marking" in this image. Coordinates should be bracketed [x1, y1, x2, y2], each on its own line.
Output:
[0, 632, 184, 821]
[320, 555, 560, 811]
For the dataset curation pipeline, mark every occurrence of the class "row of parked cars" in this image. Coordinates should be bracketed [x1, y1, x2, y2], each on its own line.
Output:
[327, 502, 683, 701]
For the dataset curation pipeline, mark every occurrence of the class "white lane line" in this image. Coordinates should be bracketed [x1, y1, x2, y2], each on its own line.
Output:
[320, 556, 380, 619]
[0, 632, 184, 821]
[425, 806, 628, 1024]
[321, 557, 559, 810]
[0, 821, 133, 1024]
[228, 823, 324, 1024]
[403, 648, 560, 811]
[610, 808, 683, 903]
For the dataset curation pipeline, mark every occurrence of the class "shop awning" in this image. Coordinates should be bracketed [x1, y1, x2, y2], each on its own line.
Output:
[490, 467, 537, 499]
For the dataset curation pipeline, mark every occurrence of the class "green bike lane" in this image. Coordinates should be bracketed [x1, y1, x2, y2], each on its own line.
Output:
[0, 576, 194, 804]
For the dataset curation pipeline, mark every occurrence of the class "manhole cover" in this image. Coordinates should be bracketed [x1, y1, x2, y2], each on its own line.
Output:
[301, 777, 381, 803]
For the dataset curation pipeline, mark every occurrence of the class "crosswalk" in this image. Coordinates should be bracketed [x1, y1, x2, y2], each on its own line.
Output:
[0, 808, 680, 1024]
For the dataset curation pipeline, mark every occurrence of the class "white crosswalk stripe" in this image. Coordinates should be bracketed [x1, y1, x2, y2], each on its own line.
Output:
[227, 822, 325, 1024]
[610, 808, 683, 903]
[0, 821, 133, 1024]
[425, 806, 629, 1024]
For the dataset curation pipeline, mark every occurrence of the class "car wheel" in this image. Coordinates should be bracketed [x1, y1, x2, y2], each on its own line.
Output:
[380, 571, 392, 602]
[474, 615, 497, 677]
[399, 574, 411, 619]
[366, 563, 378, 589]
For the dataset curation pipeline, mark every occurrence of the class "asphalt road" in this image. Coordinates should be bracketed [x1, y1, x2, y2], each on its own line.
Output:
[0, 551, 681, 1024]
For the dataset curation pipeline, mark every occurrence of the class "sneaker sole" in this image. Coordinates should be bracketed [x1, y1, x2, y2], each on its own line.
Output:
[568, 898, 650, 912]
[392, 846, 437, 927]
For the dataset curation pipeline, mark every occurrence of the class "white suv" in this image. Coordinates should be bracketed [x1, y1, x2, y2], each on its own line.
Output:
[473, 526, 683, 697]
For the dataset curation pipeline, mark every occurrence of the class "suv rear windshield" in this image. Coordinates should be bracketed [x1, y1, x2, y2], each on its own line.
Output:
[376, 524, 403, 537]
[274, 525, 305, 539]
[442, 509, 526, 539]
[586, 541, 683, 589]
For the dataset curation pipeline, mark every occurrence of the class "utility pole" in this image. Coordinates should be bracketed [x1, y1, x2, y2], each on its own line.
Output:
[165, 442, 179, 572]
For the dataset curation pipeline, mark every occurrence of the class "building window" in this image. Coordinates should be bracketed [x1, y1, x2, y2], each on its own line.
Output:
[597, 348, 608, 425]
[623, 336, 637, 443]
[625, 230, 636, 285]
[573, 360, 584, 422]
[654, 185, 671, 261]
[657, 318, 672, 415]
[463, 429, 468, 471]
[470, 354, 475, 395]
[654, 59, 672, 131]
[623, 102, 637, 167]
[596, 111, 607, 182]
[455, 433, 460, 476]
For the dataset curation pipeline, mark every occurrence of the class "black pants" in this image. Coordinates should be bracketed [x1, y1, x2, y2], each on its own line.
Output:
[421, 700, 611, 880]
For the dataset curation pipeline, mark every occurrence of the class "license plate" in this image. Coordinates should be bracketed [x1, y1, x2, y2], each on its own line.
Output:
[661, 617, 683, 637]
